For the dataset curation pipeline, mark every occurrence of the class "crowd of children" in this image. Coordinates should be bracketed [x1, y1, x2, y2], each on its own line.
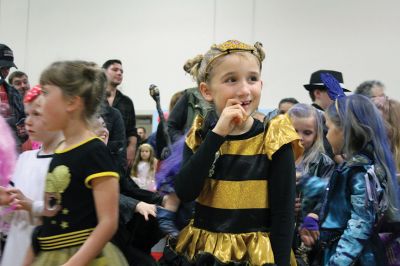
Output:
[0, 39, 399, 266]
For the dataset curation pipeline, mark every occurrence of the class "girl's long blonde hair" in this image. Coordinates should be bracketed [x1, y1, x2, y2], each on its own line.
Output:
[288, 103, 325, 174]
[131, 143, 156, 177]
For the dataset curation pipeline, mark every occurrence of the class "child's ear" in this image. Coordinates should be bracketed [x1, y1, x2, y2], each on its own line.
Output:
[199, 82, 213, 102]
[65, 96, 83, 112]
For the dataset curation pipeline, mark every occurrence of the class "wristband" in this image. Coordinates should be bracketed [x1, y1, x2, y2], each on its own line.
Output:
[301, 215, 319, 231]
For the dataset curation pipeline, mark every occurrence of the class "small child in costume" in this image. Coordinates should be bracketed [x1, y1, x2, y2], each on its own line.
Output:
[0, 86, 64, 266]
[170, 40, 302, 266]
[287, 103, 335, 264]
[131, 143, 157, 191]
[301, 74, 400, 265]
[29, 61, 128, 266]
[288, 103, 335, 218]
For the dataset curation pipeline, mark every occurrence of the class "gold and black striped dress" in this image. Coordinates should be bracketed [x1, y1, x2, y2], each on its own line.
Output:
[174, 114, 302, 266]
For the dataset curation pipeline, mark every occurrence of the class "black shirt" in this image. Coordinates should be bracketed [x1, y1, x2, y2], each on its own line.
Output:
[38, 138, 119, 250]
[111, 90, 138, 140]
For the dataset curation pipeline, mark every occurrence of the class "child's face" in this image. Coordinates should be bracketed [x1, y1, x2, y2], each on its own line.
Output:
[140, 147, 151, 161]
[39, 84, 69, 131]
[291, 116, 317, 151]
[201, 53, 262, 116]
[325, 115, 344, 155]
[24, 101, 51, 142]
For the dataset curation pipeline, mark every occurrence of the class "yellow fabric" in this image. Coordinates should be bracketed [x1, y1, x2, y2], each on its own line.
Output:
[38, 228, 94, 250]
[264, 114, 303, 160]
[197, 178, 268, 209]
[45, 165, 71, 193]
[290, 249, 298, 266]
[218, 133, 264, 155]
[186, 114, 303, 160]
[33, 242, 128, 266]
[176, 221, 274, 266]
[185, 115, 204, 152]
[84, 171, 120, 188]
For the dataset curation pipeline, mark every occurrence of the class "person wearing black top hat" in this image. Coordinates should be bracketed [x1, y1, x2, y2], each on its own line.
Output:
[304, 70, 350, 111]
[0, 44, 26, 149]
[304, 70, 351, 162]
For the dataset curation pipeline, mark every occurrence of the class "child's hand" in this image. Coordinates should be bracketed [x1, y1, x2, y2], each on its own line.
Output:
[135, 201, 157, 221]
[300, 213, 320, 247]
[6, 187, 33, 211]
[212, 99, 248, 137]
[0, 186, 16, 205]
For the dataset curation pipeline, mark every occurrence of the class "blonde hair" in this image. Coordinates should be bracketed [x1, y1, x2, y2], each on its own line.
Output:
[131, 144, 157, 177]
[40, 60, 107, 125]
[374, 97, 400, 175]
[183, 40, 265, 85]
[288, 103, 325, 174]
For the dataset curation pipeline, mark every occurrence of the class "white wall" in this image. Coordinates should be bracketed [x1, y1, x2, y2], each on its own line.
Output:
[1, 0, 400, 114]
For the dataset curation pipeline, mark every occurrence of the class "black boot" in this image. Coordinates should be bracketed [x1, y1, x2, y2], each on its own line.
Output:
[157, 206, 179, 238]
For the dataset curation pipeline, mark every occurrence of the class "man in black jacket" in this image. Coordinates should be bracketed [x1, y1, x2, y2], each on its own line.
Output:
[0, 44, 26, 149]
[102, 59, 138, 168]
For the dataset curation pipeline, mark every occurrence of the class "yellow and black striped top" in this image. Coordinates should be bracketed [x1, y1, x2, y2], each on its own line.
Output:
[174, 114, 302, 265]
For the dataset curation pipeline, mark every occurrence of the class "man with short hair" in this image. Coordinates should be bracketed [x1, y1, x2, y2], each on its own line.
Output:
[102, 59, 138, 167]
[137, 126, 148, 144]
[303, 70, 349, 111]
[8, 71, 30, 97]
[0, 44, 26, 148]
[355, 80, 385, 98]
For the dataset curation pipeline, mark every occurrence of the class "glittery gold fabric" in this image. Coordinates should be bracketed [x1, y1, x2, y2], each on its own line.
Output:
[197, 179, 268, 209]
[264, 114, 303, 160]
[186, 113, 303, 160]
[176, 220, 275, 266]
[180, 114, 301, 266]
[219, 133, 264, 155]
[205, 40, 264, 78]
[216, 40, 256, 53]
[185, 115, 204, 152]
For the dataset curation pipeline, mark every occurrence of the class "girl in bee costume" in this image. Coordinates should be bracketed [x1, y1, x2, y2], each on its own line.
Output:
[171, 40, 302, 266]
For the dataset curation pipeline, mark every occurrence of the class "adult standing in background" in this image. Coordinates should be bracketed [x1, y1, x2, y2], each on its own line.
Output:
[137, 126, 148, 145]
[0, 44, 26, 149]
[303, 70, 350, 161]
[8, 70, 30, 97]
[103, 59, 138, 167]
[355, 80, 386, 98]
[304, 70, 349, 111]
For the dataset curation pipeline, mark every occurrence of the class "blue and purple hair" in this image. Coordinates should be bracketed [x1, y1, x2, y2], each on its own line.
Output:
[326, 94, 400, 221]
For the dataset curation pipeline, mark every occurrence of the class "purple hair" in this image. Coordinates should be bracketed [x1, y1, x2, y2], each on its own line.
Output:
[0, 116, 17, 187]
[156, 136, 185, 194]
[326, 94, 400, 220]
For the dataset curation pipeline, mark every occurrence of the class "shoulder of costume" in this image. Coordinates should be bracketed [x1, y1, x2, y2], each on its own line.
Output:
[264, 114, 303, 160]
[185, 114, 204, 152]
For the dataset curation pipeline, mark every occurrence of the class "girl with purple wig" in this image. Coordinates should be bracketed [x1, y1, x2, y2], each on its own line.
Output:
[303, 93, 400, 265]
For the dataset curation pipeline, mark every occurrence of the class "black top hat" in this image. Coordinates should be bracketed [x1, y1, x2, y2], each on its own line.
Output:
[0, 44, 17, 69]
[304, 70, 350, 92]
